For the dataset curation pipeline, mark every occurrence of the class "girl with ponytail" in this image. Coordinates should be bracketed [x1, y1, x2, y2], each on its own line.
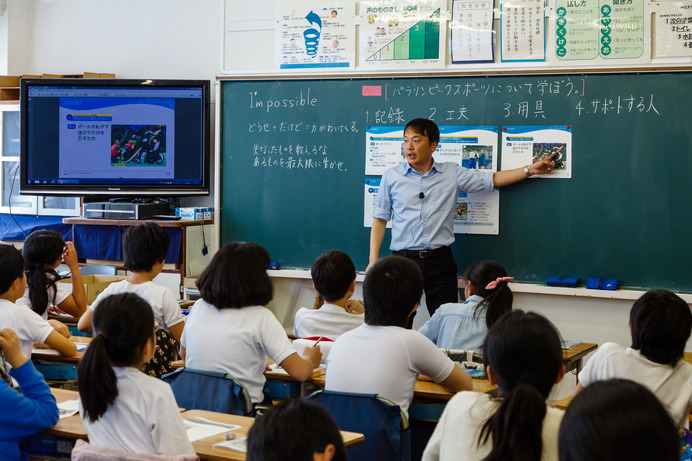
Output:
[77, 293, 194, 455]
[419, 260, 513, 350]
[423, 310, 565, 461]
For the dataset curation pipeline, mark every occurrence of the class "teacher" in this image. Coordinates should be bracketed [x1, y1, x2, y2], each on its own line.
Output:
[367, 118, 555, 325]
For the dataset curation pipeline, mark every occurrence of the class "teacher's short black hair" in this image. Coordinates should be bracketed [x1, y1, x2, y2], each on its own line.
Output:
[311, 250, 356, 303]
[196, 241, 273, 309]
[629, 288, 691, 366]
[405, 118, 440, 145]
[364, 255, 423, 328]
[122, 222, 170, 272]
[0, 244, 25, 295]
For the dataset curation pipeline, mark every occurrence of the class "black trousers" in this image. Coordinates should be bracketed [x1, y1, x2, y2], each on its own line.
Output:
[394, 247, 459, 328]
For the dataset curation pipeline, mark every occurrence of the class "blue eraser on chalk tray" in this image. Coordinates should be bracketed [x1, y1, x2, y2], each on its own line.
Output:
[269, 262, 281, 270]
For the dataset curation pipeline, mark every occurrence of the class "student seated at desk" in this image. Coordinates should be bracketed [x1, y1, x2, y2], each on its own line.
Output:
[423, 311, 565, 461]
[0, 244, 76, 360]
[78, 223, 185, 378]
[293, 250, 364, 340]
[17, 230, 86, 336]
[418, 260, 513, 351]
[325, 256, 472, 419]
[0, 327, 60, 461]
[559, 379, 679, 461]
[78, 292, 195, 455]
[180, 242, 321, 406]
[575, 289, 692, 428]
[247, 399, 347, 461]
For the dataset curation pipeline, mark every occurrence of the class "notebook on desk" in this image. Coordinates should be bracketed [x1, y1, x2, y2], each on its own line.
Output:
[561, 340, 582, 349]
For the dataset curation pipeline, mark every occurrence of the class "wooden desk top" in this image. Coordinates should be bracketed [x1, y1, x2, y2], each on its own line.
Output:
[46, 388, 88, 440]
[182, 409, 363, 461]
[562, 343, 598, 364]
[32, 336, 91, 364]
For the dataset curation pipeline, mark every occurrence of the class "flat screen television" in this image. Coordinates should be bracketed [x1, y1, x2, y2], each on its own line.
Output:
[20, 78, 210, 196]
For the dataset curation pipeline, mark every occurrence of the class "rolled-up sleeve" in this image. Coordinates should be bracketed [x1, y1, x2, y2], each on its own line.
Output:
[373, 170, 393, 221]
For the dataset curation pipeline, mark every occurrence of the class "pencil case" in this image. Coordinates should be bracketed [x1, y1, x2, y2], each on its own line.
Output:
[545, 276, 579, 288]
[586, 278, 618, 290]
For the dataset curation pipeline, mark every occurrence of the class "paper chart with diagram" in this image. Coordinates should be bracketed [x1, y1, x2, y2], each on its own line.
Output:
[500, 125, 572, 178]
[359, 0, 446, 69]
[276, 3, 356, 70]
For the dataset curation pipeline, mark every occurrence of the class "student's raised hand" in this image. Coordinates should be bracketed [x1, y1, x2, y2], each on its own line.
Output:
[302, 346, 322, 368]
[0, 328, 28, 369]
[48, 319, 71, 339]
[62, 241, 79, 270]
[529, 152, 557, 175]
[345, 299, 365, 314]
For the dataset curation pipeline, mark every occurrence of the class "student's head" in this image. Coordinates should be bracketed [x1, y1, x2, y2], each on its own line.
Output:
[196, 241, 273, 309]
[479, 310, 564, 461]
[22, 230, 66, 315]
[311, 251, 356, 303]
[404, 118, 440, 145]
[462, 260, 513, 329]
[0, 244, 25, 296]
[363, 255, 422, 328]
[558, 379, 679, 461]
[247, 399, 347, 461]
[78, 293, 155, 422]
[629, 289, 691, 366]
[122, 222, 170, 272]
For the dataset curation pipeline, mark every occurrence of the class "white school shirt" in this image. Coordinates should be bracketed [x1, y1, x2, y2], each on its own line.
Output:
[88, 281, 184, 332]
[423, 391, 562, 461]
[578, 342, 692, 428]
[79, 367, 195, 455]
[181, 300, 296, 404]
[17, 278, 72, 319]
[0, 299, 54, 359]
[293, 303, 364, 340]
[325, 324, 455, 417]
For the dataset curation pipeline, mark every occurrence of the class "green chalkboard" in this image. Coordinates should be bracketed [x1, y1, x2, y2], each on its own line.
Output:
[220, 72, 691, 291]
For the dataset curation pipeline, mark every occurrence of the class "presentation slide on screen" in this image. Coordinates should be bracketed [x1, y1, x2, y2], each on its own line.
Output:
[58, 98, 175, 180]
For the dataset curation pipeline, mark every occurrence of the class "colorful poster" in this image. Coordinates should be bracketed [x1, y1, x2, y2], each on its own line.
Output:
[450, 0, 495, 63]
[654, 1, 692, 58]
[275, 3, 356, 70]
[500, 125, 572, 179]
[359, 0, 446, 70]
[599, 0, 646, 59]
[554, 0, 600, 60]
[500, 0, 546, 61]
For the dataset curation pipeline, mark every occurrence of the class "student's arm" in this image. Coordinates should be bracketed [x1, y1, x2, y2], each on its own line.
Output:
[43, 330, 77, 357]
[55, 242, 87, 318]
[279, 347, 322, 382]
[345, 299, 365, 314]
[47, 319, 70, 338]
[573, 383, 584, 396]
[77, 308, 93, 333]
[492, 153, 556, 187]
[179, 345, 186, 361]
[367, 218, 387, 272]
[439, 365, 473, 393]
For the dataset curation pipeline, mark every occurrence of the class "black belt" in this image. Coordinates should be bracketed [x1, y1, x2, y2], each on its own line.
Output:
[393, 246, 451, 259]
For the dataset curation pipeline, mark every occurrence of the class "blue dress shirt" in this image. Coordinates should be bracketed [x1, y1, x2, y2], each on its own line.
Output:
[418, 295, 488, 350]
[373, 161, 494, 251]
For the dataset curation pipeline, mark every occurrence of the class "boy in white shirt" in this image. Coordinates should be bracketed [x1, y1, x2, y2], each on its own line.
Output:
[293, 250, 364, 340]
[576, 289, 692, 428]
[78, 223, 184, 377]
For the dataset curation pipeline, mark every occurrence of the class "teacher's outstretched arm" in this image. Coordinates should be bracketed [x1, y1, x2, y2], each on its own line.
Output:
[367, 218, 387, 272]
[492, 153, 556, 187]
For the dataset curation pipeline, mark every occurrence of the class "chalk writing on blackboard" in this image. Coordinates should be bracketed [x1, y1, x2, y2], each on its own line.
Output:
[248, 88, 318, 113]
[251, 144, 347, 172]
[386, 78, 587, 98]
[248, 121, 359, 133]
[575, 94, 660, 115]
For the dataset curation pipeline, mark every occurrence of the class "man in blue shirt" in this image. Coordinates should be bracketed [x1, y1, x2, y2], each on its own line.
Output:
[368, 119, 555, 324]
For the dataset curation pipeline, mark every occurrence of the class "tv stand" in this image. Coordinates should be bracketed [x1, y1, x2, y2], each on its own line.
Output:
[83, 201, 171, 220]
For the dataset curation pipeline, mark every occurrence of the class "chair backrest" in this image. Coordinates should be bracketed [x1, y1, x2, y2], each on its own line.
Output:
[305, 390, 411, 461]
[161, 368, 253, 416]
[71, 439, 199, 461]
[79, 264, 117, 276]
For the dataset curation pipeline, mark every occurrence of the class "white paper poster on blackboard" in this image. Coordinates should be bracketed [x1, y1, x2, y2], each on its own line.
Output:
[501, 125, 572, 178]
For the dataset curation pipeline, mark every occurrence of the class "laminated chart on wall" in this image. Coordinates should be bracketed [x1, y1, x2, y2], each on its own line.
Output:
[500, 125, 572, 178]
[359, 0, 446, 69]
[275, 3, 356, 70]
[653, 1, 692, 58]
[450, 0, 495, 63]
[500, 0, 546, 61]
[554, 0, 600, 60]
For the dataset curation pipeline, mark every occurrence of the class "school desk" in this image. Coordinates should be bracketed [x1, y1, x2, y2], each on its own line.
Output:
[562, 343, 598, 380]
[45, 388, 88, 440]
[31, 335, 92, 364]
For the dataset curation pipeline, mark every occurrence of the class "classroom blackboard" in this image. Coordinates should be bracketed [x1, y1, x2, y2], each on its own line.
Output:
[220, 72, 691, 291]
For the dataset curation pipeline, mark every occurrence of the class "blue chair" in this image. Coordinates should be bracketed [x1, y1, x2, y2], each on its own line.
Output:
[162, 367, 253, 416]
[305, 390, 411, 461]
